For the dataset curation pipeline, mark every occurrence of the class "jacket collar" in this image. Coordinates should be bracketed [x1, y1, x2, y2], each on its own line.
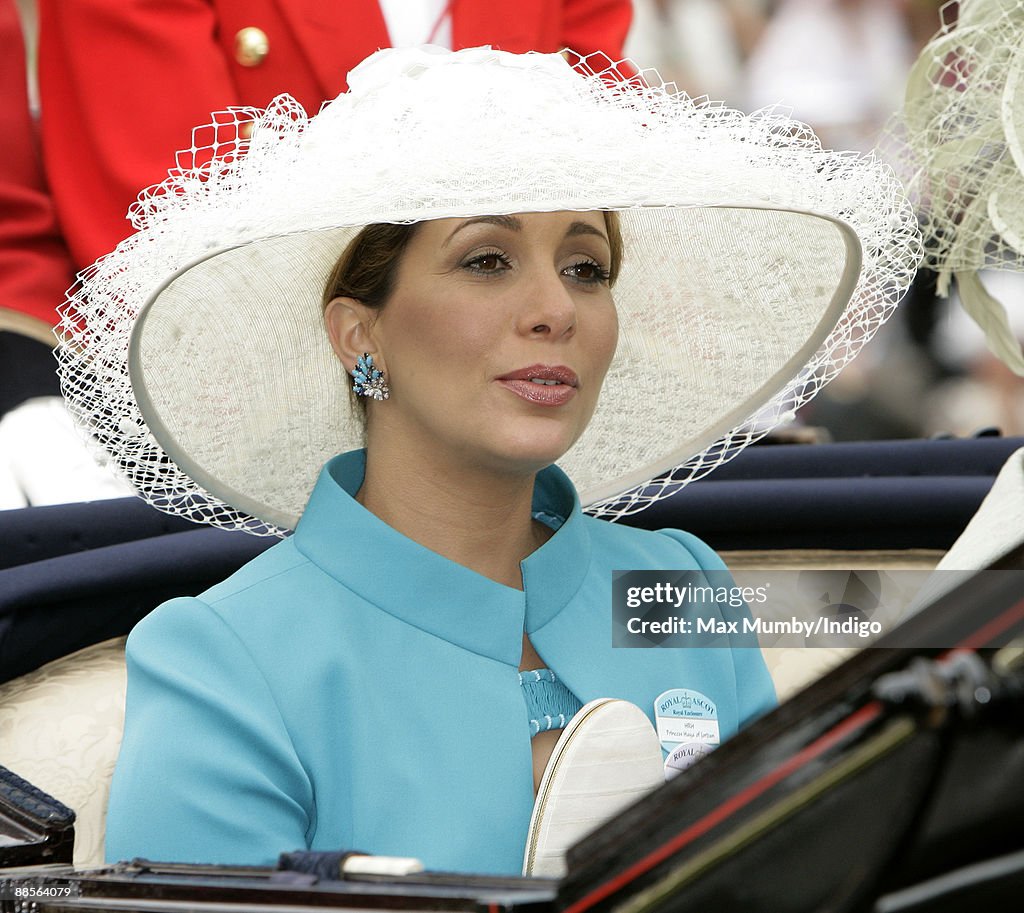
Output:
[292, 451, 591, 664]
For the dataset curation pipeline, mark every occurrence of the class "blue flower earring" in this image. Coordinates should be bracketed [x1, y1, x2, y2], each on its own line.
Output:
[351, 353, 390, 401]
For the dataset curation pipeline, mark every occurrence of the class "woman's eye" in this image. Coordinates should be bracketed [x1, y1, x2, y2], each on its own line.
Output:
[463, 251, 511, 274]
[564, 260, 611, 284]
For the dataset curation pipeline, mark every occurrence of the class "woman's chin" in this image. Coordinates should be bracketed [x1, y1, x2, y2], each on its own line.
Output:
[477, 428, 584, 477]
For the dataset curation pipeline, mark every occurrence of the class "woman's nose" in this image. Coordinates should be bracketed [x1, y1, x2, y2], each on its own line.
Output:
[518, 272, 577, 338]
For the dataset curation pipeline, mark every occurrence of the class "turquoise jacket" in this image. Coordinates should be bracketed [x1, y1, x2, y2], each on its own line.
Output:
[105, 451, 775, 873]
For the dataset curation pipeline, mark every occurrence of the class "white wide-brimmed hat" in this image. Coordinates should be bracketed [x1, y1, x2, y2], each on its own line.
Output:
[58, 46, 921, 536]
[886, 0, 1024, 374]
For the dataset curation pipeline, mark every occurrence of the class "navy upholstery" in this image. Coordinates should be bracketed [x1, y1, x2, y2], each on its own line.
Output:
[0, 496, 199, 570]
[621, 436, 1024, 549]
[0, 526, 272, 683]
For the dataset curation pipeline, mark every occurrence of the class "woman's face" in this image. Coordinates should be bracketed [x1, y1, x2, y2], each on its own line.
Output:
[366, 210, 619, 478]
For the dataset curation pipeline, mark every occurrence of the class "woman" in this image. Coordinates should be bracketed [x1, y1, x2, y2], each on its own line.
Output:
[57, 47, 921, 874]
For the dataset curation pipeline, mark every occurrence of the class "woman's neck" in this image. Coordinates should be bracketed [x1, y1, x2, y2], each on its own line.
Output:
[355, 445, 552, 590]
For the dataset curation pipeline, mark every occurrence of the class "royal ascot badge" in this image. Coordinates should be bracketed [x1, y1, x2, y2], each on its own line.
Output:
[654, 688, 720, 754]
[664, 741, 715, 779]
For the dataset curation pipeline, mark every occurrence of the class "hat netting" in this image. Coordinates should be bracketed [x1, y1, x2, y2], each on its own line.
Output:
[57, 47, 922, 536]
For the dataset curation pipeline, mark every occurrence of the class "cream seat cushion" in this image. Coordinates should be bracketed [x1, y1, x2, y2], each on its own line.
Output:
[0, 636, 127, 866]
[722, 548, 944, 701]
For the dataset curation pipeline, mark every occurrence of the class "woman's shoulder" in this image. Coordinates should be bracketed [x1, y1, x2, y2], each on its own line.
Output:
[198, 536, 312, 607]
[128, 536, 327, 648]
[580, 515, 728, 572]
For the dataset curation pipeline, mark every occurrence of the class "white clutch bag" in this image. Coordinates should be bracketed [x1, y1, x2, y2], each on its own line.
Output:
[522, 698, 665, 878]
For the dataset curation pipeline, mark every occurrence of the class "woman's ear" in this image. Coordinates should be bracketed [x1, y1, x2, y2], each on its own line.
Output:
[324, 297, 382, 374]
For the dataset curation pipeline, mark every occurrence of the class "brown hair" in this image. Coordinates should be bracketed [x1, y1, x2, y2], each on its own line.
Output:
[322, 212, 624, 313]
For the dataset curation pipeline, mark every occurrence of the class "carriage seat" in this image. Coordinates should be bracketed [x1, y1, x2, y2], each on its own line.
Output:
[1, 440, 1021, 866]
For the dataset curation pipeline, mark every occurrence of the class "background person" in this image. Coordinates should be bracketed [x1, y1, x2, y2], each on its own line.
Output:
[0, 0, 132, 507]
[35, 0, 633, 270]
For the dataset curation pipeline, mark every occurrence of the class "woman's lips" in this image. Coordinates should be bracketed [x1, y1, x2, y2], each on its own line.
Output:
[496, 365, 579, 406]
[497, 378, 578, 406]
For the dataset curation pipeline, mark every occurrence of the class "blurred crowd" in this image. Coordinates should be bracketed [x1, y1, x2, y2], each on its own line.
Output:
[2, 0, 1022, 511]
[627, 0, 1024, 444]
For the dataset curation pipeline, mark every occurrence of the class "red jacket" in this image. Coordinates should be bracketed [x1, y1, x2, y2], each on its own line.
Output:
[0, 0, 75, 334]
[37, 0, 631, 270]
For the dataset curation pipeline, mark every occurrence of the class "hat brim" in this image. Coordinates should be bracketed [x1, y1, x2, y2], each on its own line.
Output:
[127, 204, 859, 531]
[59, 48, 920, 534]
